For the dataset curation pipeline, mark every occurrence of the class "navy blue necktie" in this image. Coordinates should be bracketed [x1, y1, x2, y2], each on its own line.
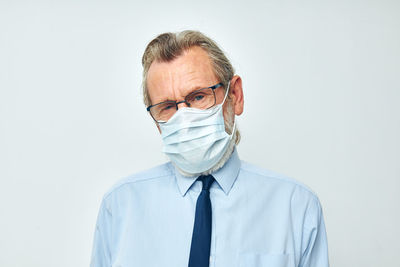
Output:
[188, 175, 215, 267]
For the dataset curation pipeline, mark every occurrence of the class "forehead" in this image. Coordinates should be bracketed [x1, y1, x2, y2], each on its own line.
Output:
[146, 46, 218, 102]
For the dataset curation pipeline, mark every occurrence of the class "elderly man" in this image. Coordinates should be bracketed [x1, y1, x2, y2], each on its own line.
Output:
[90, 30, 330, 267]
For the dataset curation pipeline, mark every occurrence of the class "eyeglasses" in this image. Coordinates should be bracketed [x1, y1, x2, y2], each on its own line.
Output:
[146, 83, 224, 123]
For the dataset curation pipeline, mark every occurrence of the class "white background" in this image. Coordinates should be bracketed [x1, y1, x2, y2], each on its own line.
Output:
[1, 0, 399, 266]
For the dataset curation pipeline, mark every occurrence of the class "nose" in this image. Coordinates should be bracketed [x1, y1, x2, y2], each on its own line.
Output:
[176, 100, 190, 109]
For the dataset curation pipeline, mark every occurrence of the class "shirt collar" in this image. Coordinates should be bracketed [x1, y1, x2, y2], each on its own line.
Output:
[173, 148, 241, 197]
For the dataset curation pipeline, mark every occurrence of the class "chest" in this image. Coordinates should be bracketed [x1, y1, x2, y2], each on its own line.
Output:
[110, 187, 300, 267]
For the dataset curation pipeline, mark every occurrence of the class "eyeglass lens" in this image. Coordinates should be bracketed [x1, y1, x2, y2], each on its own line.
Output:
[150, 87, 216, 122]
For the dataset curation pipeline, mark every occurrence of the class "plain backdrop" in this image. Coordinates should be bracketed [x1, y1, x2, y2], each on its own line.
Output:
[1, 0, 399, 266]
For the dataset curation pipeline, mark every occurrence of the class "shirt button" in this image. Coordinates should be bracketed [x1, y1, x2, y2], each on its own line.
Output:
[209, 256, 212, 262]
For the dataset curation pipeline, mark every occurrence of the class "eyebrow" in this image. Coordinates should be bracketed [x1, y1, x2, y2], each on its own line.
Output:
[156, 84, 208, 103]
[182, 85, 206, 96]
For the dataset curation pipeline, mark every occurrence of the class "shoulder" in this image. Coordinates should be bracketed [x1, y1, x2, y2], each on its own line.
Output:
[240, 160, 321, 202]
[240, 160, 324, 227]
[102, 162, 174, 201]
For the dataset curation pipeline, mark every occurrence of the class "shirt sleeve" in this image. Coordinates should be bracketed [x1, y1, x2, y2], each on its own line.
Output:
[90, 197, 112, 267]
[299, 195, 330, 267]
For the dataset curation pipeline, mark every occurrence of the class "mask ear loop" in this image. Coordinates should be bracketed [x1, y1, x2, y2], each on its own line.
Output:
[221, 81, 236, 140]
[221, 81, 231, 105]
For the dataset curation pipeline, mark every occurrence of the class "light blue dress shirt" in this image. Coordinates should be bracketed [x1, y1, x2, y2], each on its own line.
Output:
[90, 149, 329, 267]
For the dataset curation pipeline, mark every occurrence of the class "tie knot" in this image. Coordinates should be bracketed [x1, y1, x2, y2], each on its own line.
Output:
[198, 175, 215, 191]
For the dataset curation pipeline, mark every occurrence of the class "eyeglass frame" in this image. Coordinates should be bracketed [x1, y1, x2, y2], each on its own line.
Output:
[146, 82, 224, 123]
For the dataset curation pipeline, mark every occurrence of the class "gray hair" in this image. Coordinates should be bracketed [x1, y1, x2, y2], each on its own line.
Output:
[141, 30, 240, 145]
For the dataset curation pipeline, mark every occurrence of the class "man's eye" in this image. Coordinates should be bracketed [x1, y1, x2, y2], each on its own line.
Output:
[194, 95, 205, 101]
[162, 104, 175, 111]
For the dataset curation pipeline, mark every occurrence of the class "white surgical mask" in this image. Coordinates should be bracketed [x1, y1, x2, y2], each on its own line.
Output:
[159, 82, 236, 174]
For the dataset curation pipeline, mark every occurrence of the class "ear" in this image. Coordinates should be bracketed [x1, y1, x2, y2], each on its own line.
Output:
[229, 75, 244, 115]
